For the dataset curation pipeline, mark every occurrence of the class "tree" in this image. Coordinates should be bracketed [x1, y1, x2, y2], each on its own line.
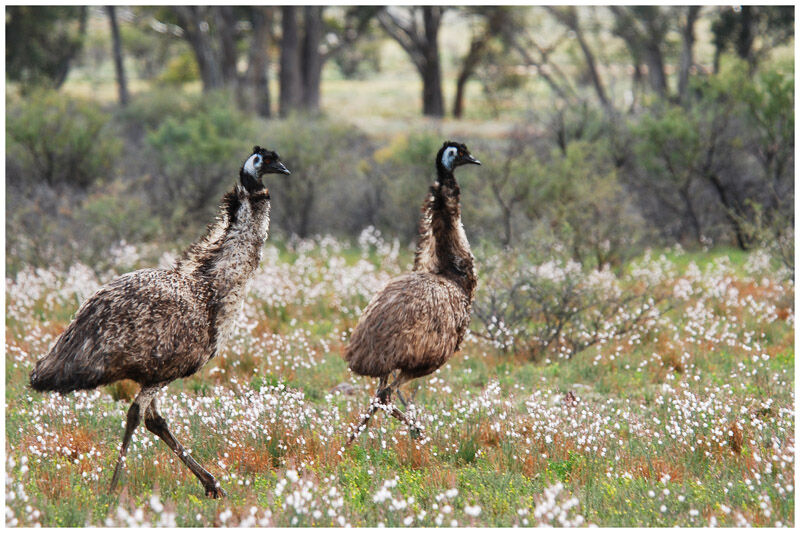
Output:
[546, 7, 612, 111]
[452, 7, 510, 118]
[279, 6, 303, 115]
[172, 6, 233, 92]
[711, 6, 794, 73]
[610, 6, 670, 99]
[241, 7, 273, 117]
[677, 6, 701, 105]
[169, 6, 274, 116]
[279, 6, 380, 115]
[378, 6, 445, 116]
[6, 6, 88, 89]
[106, 6, 130, 106]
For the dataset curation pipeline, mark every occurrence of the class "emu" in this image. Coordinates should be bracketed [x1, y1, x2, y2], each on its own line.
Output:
[345, 140, 480, 444]
[29, 147, 290, 498]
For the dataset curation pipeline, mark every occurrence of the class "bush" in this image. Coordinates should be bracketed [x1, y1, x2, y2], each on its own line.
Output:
[626, 59, 794, 250]
[157, 50, 201, 86]
[5, 179, 162, 276]
[536, 140, 646, 269]
[144, 92, 259, 235]
[368, 132, 444, 240]
[472, 242, 670, 360]
[116, 88, 194, 139]
[6, 89, 121, 188]
[264, 114, 374, 238]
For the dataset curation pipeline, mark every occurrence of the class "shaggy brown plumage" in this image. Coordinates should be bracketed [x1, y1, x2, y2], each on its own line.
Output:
[29, 146, 290, 498]
[345, 140, 480, 443]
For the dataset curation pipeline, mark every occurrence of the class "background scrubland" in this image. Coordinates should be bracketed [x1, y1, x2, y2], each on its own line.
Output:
[5, 5, 795, 527]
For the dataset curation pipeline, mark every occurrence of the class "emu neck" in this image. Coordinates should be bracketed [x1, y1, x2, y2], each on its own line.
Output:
[176, 188, 270, 297]
[413, 167, 476, 297]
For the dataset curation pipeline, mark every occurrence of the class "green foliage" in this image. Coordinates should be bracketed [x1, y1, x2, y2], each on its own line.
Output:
[5, 6, 87, 88]
[632, 107, 699, 186]
[157, 50, 201, 85]
[536, 140, 645, 268]
[121, 21, 183, 80]
[628, 59, 794, 250]
[264, 114, 374, 237]
[6, 89, 121, 188]
[369, 132, 444, 238]
[145, 92, 258, 230]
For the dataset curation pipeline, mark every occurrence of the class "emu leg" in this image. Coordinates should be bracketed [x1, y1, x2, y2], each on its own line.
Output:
[346, 376, 388, 446]
[396, 390, 409, 408]
[386, 375, 425, 440]
[144, 397, 226, 499]
[109, 386, 158, 493]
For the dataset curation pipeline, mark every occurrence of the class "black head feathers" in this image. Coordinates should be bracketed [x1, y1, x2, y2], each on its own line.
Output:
[436, 141, 481, 174]
[239, 146, 291, 193]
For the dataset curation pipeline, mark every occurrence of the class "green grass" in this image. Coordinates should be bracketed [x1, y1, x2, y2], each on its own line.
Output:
[5, 243, 794, 526]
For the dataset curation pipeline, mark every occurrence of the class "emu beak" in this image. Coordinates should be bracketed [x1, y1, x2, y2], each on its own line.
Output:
[465, 154, 481, 165]
[271, 161, 291, 175]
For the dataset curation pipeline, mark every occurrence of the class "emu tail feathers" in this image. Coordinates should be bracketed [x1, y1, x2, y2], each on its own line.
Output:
[29, 326, 108, 394]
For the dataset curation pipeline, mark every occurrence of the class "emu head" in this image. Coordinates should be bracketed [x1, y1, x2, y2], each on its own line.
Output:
[436, 141, 481, 173]
[240, 146, 291, 193]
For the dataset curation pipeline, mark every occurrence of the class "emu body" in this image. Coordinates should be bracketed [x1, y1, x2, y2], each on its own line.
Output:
[29, 147, 290, 498]
[345, 141, 479, 443]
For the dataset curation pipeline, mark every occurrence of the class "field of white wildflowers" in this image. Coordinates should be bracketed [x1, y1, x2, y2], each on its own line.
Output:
[5, 230, 794, 526]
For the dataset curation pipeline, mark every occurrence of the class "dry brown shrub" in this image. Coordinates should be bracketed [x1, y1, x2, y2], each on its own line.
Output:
[106, 379, 138, 402]
[395, 437, 431, 468]
[36, 474, 72, 500]
[477, 420, 502, 448]
[623, 454, 686, 483]
[230, 444, 277, 475]
[728, 421, 744, 455]
[427, 468, 457, 488]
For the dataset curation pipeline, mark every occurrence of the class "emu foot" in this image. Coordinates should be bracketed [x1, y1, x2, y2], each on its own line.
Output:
[204, 481, 227, 499]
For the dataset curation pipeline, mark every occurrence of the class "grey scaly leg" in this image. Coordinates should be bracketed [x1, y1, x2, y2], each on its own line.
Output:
[346, 375, 388, 446]
[144, 395, 226, 499]
[109, 386, 158, 493]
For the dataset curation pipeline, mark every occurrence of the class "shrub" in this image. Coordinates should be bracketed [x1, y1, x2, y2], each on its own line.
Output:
[368, 132, 445, 240]
[6, 89, 121, 188]
[264, 114, 374, 238]
[157, 49, 201, 86]
[144, 92, 258, 235]
[472, 242, 670, 360]
[535, 140, 646, 269]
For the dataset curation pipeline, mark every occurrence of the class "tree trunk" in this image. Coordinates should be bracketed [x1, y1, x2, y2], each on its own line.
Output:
[678, 6, 701, 106]
[279, 6, 303, 116]
[216, 6, 239, 83]
[735, 6, 756, 66]
[52, 6, 88, 89]
[301, 6, 323, 111]
[706, 172, 749, 250]
[452, 9, 507, 118]
[679, 186, 703, 244]
[106, 6, 129, 106]
[242, 7, 271, 117]
[452, 57, 474, 119]
[643, 43, 668, 97]
[173, 7, 226, 92]
[421, 7, 444, 117]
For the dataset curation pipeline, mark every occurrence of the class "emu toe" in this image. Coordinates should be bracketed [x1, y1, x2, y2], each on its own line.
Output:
[205, 483, 227, 499]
